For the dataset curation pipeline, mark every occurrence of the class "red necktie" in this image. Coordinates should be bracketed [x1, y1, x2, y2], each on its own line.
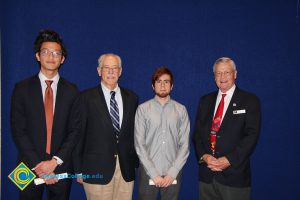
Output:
[45, 80, 53, 154]
[210, 94, 226, 156]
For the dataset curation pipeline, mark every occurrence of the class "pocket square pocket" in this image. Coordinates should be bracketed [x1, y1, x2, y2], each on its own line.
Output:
[233, 109, 246, 114]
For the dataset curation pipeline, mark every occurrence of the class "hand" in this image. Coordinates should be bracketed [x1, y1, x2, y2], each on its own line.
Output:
[202, 154, 217, 165]
[153, 176, 164, 187]
[203, 154, 222, 171]
[44, 173, 59, 185]
[77, 177, 84, 184]
[161, 175, 174, 187]
[34, 159, 58, 176]
[214, 156, 231, 171]
[207, 156, 230, 171]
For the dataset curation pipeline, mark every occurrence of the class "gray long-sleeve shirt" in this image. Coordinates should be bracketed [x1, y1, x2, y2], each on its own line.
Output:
[134, 96, 190, 179]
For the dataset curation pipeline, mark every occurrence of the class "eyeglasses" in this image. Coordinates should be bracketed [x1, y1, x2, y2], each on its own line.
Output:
[102, 66, 120, 73]
[214, 71, 234, 77]
[40, 49, 63, 58]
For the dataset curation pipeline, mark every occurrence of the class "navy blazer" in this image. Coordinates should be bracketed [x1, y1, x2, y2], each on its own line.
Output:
[73, 85, 139, 184]
[10, 75, 81, 174]
[193, 87, 261, 187]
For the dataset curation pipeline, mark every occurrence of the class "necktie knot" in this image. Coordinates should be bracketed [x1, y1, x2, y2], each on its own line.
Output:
[110, 91, 116, 99]
[45, 80, 53, 87]
[221, 93, 226, 98]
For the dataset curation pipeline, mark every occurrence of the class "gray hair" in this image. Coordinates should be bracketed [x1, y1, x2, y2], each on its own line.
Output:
[98, 53, 122, 69]
[213, 57, 236, 72]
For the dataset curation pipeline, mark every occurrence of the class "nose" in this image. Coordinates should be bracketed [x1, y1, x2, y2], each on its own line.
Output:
[108, 68, 114, 74]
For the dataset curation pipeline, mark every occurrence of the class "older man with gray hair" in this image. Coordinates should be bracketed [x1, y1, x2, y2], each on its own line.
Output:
[73, 53, 139, 200]
[193, 57, 261, 200]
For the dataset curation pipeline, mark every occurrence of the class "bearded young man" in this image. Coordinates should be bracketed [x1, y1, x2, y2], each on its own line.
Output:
[134, 67, 190, 200]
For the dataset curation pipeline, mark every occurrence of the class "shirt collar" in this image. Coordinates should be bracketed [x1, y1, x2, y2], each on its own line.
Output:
[101, 82, 120, 94]
[38, 71, 60, 85]
[154, 95, 171, 105]
[218, 84, 236, 97]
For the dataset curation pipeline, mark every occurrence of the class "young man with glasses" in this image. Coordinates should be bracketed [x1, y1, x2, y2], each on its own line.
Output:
[193, 57, 261, 200]
[11, 29, 81, 200]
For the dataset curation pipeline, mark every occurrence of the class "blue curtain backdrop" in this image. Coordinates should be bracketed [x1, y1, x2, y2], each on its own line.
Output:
[1, 0, 300, 199]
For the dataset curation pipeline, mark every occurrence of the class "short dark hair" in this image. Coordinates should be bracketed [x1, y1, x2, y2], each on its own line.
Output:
[151, 67, 174, 86]
[34, 29, 67, 58]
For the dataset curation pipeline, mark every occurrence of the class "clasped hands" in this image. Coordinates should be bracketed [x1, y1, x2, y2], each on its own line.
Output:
[33, 158, 58, 185]
[152, 175, 174, 188]
[202, 154, 230, 172]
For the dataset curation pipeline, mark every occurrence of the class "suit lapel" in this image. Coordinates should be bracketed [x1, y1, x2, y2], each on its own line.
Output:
[52, 78, 65, 135]
[120, 88, 128, 133]
[94, 85, 115, 129]
[31, 75, 47, 131]
[208, 92, 218, 126]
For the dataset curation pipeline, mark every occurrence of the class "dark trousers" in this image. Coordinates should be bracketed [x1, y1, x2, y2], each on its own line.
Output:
[199, 178, 250, 200]
[19, 178, 72, 200]
[138, 167, 182, 200]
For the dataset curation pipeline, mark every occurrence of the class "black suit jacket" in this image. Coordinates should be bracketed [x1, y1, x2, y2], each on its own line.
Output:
[73, 85, 139, 184]
[193, 87, 261, 187]
[10, 75, 81, 174]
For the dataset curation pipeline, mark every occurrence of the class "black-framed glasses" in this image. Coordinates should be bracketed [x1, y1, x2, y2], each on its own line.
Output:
[40, 48, 63, 58]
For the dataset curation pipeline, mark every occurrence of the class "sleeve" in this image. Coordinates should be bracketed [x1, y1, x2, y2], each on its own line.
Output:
[10, 84, 41, 168]
[226, 95, 261, 168]
[134, 106, 160, 179]
[167, 106, 190, 179]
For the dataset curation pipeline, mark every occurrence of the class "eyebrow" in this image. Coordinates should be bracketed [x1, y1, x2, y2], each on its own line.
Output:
[157, 79, 170, 81]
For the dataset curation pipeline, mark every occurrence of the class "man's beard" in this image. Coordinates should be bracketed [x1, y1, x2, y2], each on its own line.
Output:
[156, 92, 170, 98]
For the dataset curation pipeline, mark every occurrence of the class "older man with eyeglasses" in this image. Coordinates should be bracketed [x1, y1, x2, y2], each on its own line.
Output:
[193, 57, 261, 200]
[73, 53, 139, 200]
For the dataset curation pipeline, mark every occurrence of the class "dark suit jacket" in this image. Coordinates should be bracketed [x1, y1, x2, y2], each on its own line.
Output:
[10, 75, 81, 174]
[73, 85, 139, 184]
[193, 87, 261, 187]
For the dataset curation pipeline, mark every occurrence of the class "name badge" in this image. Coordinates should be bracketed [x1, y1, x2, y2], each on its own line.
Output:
[233, 109, 246, 114]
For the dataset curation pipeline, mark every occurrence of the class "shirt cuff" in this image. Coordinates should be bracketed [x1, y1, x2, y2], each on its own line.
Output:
[53, 156, 63, 165]
[167, 166, 179, 179]
[147, 167, 160, 180]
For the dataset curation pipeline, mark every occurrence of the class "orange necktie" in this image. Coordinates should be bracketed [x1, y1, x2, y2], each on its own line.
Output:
[210, 94, 226, 156]
[45, 80, 53, 154]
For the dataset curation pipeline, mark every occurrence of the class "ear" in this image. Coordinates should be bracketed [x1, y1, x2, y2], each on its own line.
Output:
[97, 66, 102, 77]
[60, 56, 65, 64]
[171, 84, 173, 90]
[152, 84, 155, 90]
[118, 68, 122, 77]
[35, 52, 41, 62]
[234, 70, 237, 80]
